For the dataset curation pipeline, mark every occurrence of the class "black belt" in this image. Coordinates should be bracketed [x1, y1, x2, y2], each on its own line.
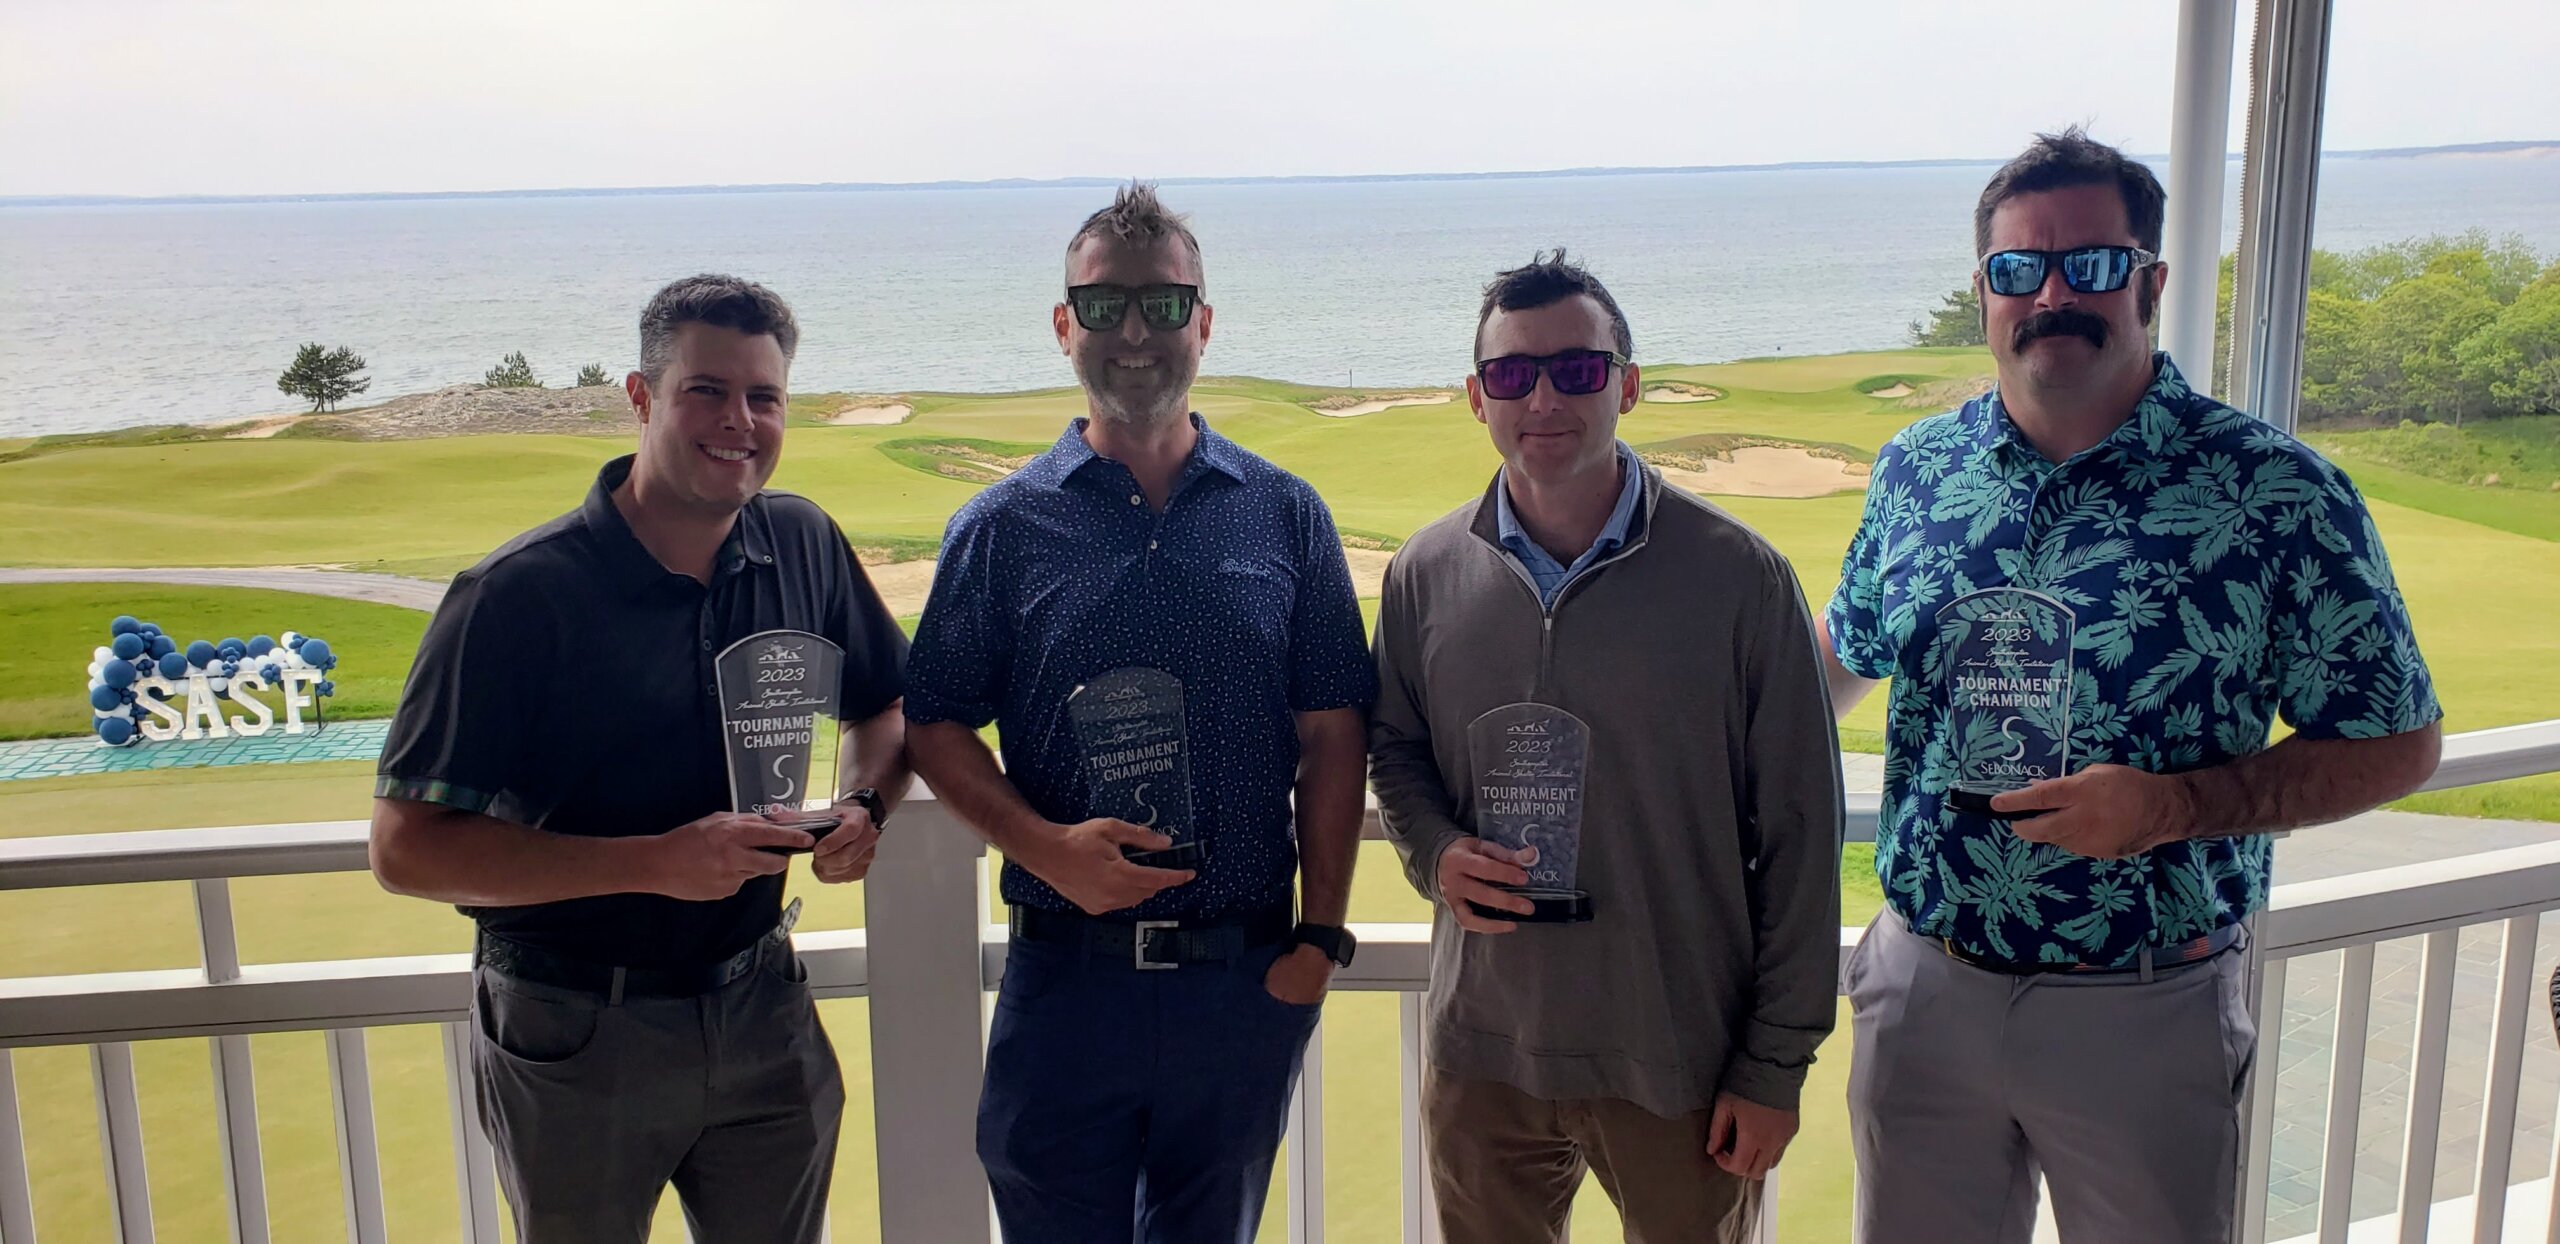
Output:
[1008, 904, 1293, 971]
[476, 899, 800, 1000]
[1938, 921, 2244, 977]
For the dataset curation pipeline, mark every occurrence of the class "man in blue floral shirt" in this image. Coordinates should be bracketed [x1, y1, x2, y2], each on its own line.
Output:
[1822, 129, 2443, 1244]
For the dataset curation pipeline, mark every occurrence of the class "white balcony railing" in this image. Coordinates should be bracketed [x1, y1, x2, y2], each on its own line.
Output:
[1, 719, 2557, 1243]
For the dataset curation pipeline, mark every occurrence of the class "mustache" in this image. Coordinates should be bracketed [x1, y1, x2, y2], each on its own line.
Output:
[2013, 308, 2110, 351]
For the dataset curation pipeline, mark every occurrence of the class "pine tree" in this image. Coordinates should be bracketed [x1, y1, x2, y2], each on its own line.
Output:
[575, 363, 611, 387]
[483, 351, 543, 388]
[275, 343, 372, 413]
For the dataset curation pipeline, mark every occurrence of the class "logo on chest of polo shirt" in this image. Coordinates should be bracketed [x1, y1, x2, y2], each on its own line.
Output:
[1217, 557, 1286, 580]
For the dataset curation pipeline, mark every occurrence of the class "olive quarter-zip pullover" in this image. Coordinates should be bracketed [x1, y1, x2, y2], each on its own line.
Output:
[1369, 466, 1844, 1114]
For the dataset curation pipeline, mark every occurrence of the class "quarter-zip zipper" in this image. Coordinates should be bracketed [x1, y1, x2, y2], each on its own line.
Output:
[1489, 532, 1650, 701]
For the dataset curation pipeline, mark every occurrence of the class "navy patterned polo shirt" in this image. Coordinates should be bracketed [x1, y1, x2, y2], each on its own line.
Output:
[904, 414, 1378, 921]
[1827, 354, 2440, 967]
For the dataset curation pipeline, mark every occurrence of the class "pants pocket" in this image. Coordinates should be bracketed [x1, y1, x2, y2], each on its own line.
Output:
[475, 973, 606, 1067]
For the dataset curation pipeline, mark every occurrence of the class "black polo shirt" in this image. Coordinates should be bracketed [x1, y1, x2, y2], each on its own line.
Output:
[377, 455, 907, 969]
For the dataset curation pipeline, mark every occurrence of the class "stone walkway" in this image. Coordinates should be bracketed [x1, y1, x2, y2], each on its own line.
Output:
[0, 567, 447, 611]
[0, 720, 392, 782]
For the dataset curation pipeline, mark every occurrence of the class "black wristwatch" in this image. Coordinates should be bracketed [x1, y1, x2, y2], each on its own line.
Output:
[1291, 922, 1357, 968]
[847, 787, 889, 830]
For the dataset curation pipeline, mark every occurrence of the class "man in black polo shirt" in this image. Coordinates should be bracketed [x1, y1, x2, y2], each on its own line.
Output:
[372, 274, 909, 1243]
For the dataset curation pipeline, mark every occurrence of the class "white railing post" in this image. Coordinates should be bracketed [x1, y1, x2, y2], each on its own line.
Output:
[2316, 945, 2375, 1243]
[0, 1051, 34, 1244]
[441, 1021, 501, 1243]
[327, 1028, 387, 1244]
[863, 801, 994, 1243]
[2398, 929, 2459, 1244]
[92, 1042, 153, 1243]
[1399, 991, 1440, 1244]
[2242, 957, 2289, 1244]
[2162, 0, 2239, 394]
[2471, 917, 2539, 1244]
[1288, 1018, 1326, 1243]
[194, 878, 271, 1244]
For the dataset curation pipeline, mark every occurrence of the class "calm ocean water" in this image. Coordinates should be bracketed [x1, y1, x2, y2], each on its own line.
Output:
[3, 157, 2556, 437]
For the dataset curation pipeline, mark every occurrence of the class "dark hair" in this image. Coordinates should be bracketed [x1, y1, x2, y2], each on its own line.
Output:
[1475, 249, 1634, 360]
[638, 274, 799, 385]
[1973, 126, 2167, 256]
[1066, 181, 1204, 286]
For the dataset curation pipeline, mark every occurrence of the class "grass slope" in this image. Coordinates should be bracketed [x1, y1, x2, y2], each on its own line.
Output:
[0, 585, 428, 739]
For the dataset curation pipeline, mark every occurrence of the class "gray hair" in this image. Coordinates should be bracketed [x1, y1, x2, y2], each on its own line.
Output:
[1065, 182, 1204, 287]
[638, 274, 799, 385]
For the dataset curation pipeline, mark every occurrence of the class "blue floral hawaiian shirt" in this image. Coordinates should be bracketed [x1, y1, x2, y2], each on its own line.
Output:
[1827, 354, 2441, 967]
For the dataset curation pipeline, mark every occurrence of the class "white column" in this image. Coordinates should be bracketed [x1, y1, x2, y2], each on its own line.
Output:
[2227, 0, 2338, 435]
[2161, 0, 2239, 393]
[864, 798, 995, 1242]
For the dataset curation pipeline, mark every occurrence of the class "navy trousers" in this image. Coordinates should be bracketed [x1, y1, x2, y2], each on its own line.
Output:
[978, 932, 1321, 1243]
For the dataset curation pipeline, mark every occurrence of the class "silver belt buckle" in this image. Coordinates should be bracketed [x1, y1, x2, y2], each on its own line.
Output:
[1133, 920, 1179, 971]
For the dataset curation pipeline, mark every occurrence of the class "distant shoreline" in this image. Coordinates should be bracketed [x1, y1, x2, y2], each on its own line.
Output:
[7, 141, 2553, 209]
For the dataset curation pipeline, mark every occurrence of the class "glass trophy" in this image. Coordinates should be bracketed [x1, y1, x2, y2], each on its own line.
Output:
[1067, 667, 1204, 870]
[1935, 588, 2076, 820]
[1464, 702, 1594, 923]
[715, 630, 845, 851]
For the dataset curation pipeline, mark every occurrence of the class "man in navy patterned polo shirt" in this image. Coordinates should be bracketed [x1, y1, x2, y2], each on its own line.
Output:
[1822, 130, 2444, 1244]
[905, 183, 1375, 1243]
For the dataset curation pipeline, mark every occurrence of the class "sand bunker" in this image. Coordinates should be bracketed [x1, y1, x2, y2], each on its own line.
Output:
[1311, 394, 1454, 418]
[862, 545, 1398, 615]
[1657, 447, 1872, 499]
[220, 415, 303, 439]
[1867, 383, 1915, 399]
[828, 401, 913, 426]
[1642, 384, 1723, 404]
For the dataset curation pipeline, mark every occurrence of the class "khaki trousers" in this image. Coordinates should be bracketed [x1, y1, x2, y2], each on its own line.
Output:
[1424, 1066, 1763, 1244]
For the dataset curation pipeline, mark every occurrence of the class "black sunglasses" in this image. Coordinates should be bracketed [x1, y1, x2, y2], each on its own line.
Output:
[1066, 283, 1202, 332]
[1473, 348, 1627, 401]
[1981, 246, 2157, 297]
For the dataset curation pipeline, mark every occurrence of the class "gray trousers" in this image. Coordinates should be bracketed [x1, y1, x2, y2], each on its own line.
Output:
[471, 939, 845, 1244]
[1846, 908, 2256, 1244]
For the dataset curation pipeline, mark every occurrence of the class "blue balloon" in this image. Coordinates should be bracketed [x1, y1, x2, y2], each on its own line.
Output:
[156, 652, 188, 679]
[110, 615, 142, 636]
[219, 638, 246, 658]
[89, 685, 122, 712]
[248, 635, 276, 657]
[95, 716, 135, 745]
[298, 638, 334, 668]
[260, 663, 282, 682]
[221, 659, 240, 677]
[139, 623, 161, 639]
[148, 635, 177, 658]
[101, 660, 136, 690]
[186, 640, 217, 668]
[317, 679, 336, 697]
[110, 633, 146, 660]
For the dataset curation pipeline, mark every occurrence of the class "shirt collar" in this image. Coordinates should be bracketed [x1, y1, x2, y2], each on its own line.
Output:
[1972, 351, 2199, 467]
[1019, 412, 1248, 491]
[1494, 441, 1644, 561]
[581, 454, 774, 598]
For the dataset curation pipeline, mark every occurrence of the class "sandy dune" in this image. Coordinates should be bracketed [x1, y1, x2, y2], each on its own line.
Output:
[1642, 385, 1722, 404]
[1867, 383, 1915, 399]
[1312, 395, 1454, 418]
[1656, 446, 1872, 499]
[220, 416, 303, 439]
[827, 401, 913, 426]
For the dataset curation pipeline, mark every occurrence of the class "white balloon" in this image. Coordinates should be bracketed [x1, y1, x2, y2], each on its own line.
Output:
[87, 663, 104, 679]
[93, 646, 114, 662]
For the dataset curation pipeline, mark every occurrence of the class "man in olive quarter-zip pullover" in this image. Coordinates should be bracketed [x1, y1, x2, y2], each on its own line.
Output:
[1370, 251, 1845, 1244]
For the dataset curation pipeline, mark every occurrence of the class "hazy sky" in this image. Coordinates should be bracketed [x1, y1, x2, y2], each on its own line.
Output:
[4, 0, 2554, 197]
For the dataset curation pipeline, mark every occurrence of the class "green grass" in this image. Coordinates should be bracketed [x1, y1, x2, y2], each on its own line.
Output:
[0, 584, 428, 740]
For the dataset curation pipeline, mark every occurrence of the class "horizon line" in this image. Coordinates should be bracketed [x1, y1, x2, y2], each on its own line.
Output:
[5, 139, 2554, 209]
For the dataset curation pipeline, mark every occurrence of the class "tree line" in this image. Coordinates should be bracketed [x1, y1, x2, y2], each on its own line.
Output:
[1910, 231, 2559, 429]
